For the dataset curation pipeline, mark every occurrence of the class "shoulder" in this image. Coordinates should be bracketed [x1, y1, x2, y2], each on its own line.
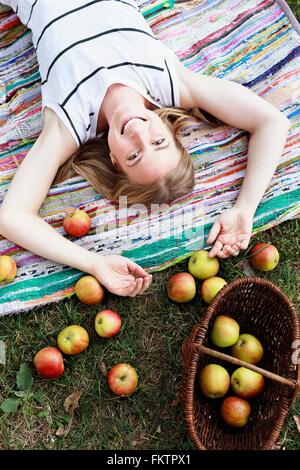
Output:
[174, 60, 199, 108]
[42, 106, 78, 157]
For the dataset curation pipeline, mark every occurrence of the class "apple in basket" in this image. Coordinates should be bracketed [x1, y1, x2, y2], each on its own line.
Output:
[199, 364, 230, 398]
[108, 363, 138, 397]
[74, 275, 105, 305]
[63, 208, 91, 237]
[231, 334, 264, 365]
[0, 255, 17, 282]
[220, 396, 251, 428]
[249, 242, 279, 272]
[188, 250, 219, 280]
[166, 272, 196, 303]
[231, 367, 265, 399]
[57, 325, 89, 355]
[95, 309, 122, 338]
[210, 315, 240, 348]
[200, 276, 227, 304]
[33, 347, 64, 379]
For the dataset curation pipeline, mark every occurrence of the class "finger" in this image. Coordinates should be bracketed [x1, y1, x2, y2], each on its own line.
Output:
[208, 240, 223, 258]
[218, 250, 230, 259]
[128, 261, 148, 278]
[222, 245, 235, 256]
[127, 277, 144, 297]
[139, 275, 152, 294]
[232, 244, 240, 257]
[237, 239, 249, 250]
[207, 220, 221, 245]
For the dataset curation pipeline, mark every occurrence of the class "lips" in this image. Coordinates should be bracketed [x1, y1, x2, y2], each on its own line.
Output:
[121, 116, 147, 134]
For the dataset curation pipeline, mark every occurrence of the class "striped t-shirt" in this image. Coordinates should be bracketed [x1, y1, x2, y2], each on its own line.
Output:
[3, 0, 181, 147]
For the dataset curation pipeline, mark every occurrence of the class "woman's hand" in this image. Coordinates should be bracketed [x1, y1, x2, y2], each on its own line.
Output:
[91, 254, 153, 297]
[206, 206, 254, 259]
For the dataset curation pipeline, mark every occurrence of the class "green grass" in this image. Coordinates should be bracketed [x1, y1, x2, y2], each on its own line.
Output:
[0, 1, 300, 450]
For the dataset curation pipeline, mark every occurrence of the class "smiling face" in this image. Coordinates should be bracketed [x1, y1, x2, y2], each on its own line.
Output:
[107, 106, 181, 184]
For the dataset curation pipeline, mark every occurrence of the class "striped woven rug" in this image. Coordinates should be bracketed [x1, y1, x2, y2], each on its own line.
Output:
[0, 0, 299, 316]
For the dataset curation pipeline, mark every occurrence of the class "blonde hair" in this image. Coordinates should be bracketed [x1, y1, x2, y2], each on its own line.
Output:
[53, 107, 218, 208]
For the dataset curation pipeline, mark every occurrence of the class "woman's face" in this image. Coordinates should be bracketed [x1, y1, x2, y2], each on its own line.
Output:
[107, 106, 181, 184]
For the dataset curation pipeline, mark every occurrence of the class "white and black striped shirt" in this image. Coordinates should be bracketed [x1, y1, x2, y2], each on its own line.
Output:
[3, 0, 180, 147]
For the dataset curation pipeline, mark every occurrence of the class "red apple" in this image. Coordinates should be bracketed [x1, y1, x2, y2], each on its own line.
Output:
[231, 334, 264, 365]
[220, 396, 251, 428]
[108, 363, 138, 396]
[231, 367, 265, 399]
[167, 272, 196, 303]
[95, 309, 122, 338]
[200, 276, 227, 304]
[199, 364, 230, 398]
[210, 315, 240, 348]
[33, 346, 64, 379]
[0, 255, 17, 282]
[249, 242, 279, 272]
[74, 275, 105, 305]
[57, 325, 89, 355]
[63, 208, 91, 237]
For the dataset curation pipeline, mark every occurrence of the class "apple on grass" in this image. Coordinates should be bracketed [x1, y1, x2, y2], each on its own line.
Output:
[220, 396, 251, 428]
[199, 364, 230, 398]
[166, 272, 196, 303]
[249, 242, 279, 272]
[231, 367, 265, 399]
[188, 250, 219, 280]
[33, 347, 64, 379]
[74, 275, 105, 305]
[210, 315, 240, 348]
[108, 363, 138, 397]
[95, 309, 122, 338]
[231, 334, 264, 365]
[63, 208, 91, 237]
[57, 325, 89, 355]
[0, 255, 17, 282]
[200, 277, 227, 304]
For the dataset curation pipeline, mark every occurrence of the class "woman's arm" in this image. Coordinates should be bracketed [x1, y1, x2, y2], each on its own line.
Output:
[0, 109, 152, 295]
[176, 64, 291, 257]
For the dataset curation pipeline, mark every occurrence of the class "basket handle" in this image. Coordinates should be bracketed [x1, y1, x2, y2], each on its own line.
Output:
[196, 345, 297, 389]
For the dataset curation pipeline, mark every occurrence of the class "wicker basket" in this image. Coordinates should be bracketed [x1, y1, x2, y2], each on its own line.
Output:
[181, 277, 300, 450]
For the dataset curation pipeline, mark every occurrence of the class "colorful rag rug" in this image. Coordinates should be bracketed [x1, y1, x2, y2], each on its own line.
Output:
[0, 0, 299, 316]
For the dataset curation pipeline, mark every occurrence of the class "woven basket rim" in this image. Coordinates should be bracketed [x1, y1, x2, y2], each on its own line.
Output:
[181, 276, 300, 450]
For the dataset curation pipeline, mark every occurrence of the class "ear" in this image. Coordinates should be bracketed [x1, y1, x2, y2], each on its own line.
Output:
[109, 152, 118, 167]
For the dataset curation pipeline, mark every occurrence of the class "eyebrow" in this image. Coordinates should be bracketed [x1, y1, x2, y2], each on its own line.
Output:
[126, 142, 170, 167]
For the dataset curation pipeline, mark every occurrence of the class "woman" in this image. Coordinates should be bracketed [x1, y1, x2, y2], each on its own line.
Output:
[0, 1, 290, 297]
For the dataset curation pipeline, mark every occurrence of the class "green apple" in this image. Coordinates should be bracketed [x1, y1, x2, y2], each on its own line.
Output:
[199, 364, 230, 398]
[231, 334, 264, 365]
[210, 315, 240, 348]
[188, 250, 219, 280]
[231, 367, 265, 399]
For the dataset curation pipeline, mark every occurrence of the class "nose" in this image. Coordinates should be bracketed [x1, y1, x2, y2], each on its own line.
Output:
[126, 120, 150, 140]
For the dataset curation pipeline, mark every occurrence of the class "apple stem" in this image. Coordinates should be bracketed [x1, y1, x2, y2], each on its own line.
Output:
[197, 345, 296, 389]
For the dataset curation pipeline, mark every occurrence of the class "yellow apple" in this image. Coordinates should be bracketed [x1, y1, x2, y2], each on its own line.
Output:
[210, 315, 240, 348]
[199, 364, 230, 398]
[200, 276, 227, 304]
[57, 325, 89, 355]
[0, 255, 17, 282]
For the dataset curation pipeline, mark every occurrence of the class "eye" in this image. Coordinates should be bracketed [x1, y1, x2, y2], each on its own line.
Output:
[128, 150, 141, 161]
[154, 138, 166, 145]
